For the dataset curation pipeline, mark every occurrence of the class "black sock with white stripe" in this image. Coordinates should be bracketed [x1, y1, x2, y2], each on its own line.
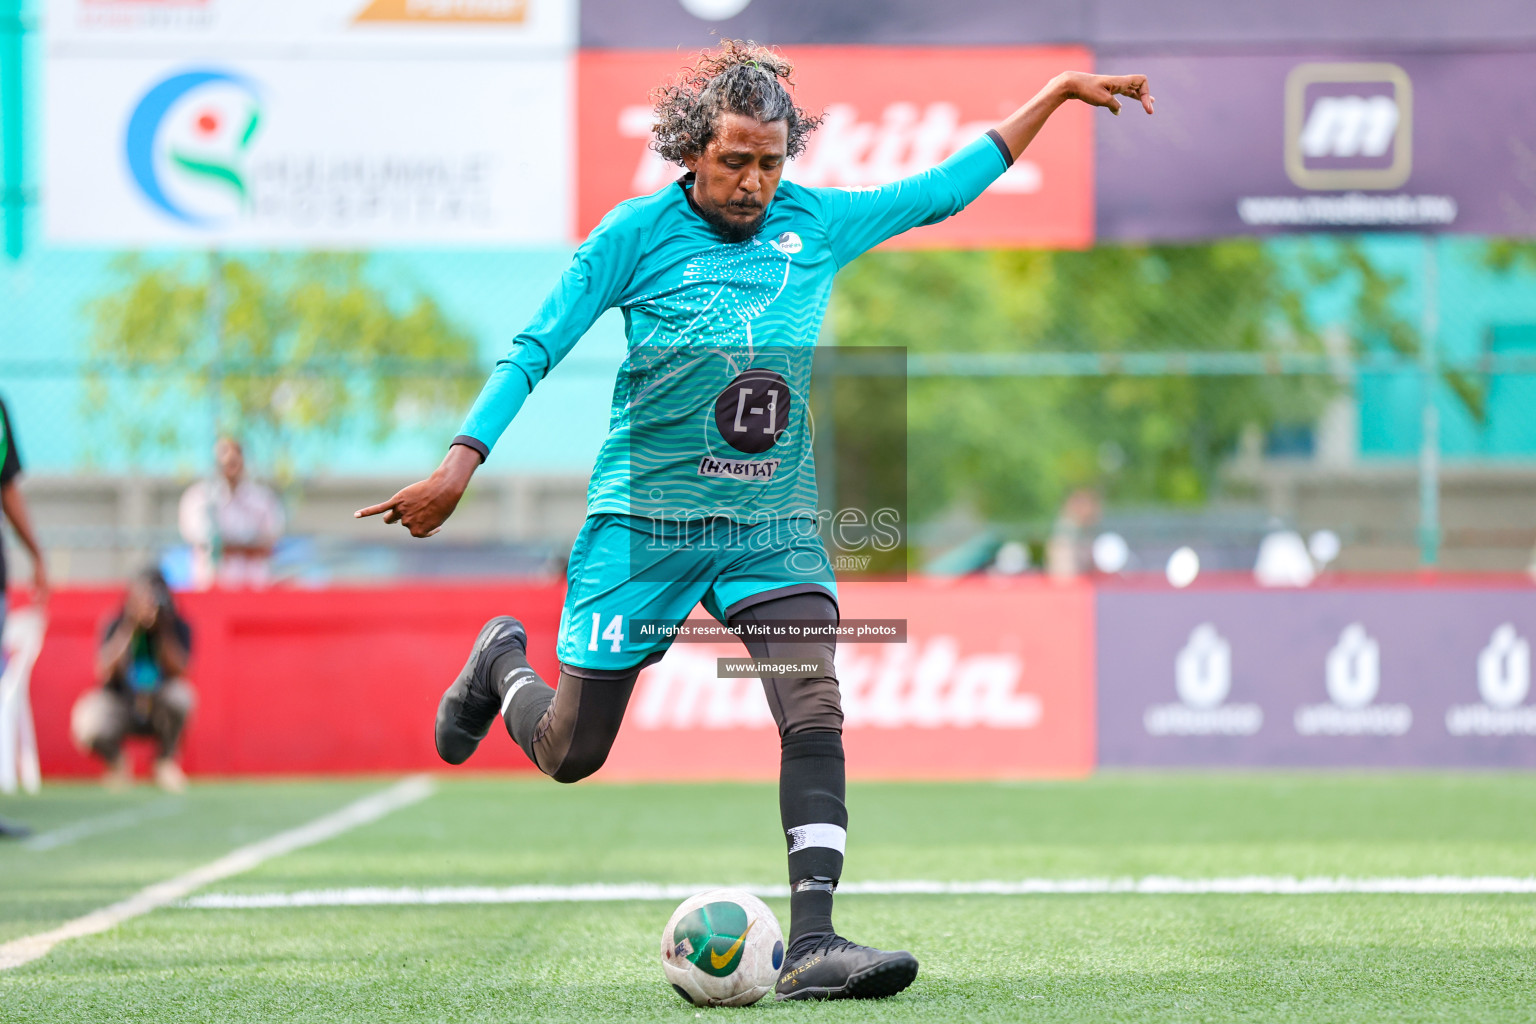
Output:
[780, 729, 847, 954]
[492, 646, 554, 765]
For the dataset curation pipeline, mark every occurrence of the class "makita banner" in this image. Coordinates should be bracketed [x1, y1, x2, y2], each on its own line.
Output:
[577, 47, 1094, 248]
[600, 578, 1097, 780]
[1096, 51, 1536, 240]
[1097, 587, 1536, 767]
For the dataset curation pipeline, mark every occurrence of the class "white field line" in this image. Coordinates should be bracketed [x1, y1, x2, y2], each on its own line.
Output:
[0, 775, 435, 971]
[183, 875, 1536, 909]
[23, 798, 186, 852]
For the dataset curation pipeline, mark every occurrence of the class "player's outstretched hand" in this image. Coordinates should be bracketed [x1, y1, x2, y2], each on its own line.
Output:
[354, 444, 480, 538]
[1061, 72, 1154, 116]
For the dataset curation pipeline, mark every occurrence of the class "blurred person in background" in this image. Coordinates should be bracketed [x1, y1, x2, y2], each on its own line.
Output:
[1, 394, 48, 838]
[0, 393, 50, 610]
[1047, 489, 1101, 580]
[1254, 518, 1316, 587]
[178, 437, 284, 590]
[71, 568, 194, 792]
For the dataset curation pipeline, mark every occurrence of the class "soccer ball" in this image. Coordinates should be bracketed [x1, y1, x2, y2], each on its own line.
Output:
[660, 888, 785, 1007]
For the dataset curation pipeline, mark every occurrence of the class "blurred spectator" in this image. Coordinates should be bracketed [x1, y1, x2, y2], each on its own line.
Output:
[1047, 489, 1101, 580]
[178, 437, 284, 590]
[71, 569, 194, 792]
[0, 395, 47, 830]
[1091, 531, 1131, 574]
[991, 540, 1031, 575]
[0, 394, 50, 607]
[1254, 521, 1316, 587]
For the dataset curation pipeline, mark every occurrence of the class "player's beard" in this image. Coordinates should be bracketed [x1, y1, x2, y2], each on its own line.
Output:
[696, 197, 766, 243]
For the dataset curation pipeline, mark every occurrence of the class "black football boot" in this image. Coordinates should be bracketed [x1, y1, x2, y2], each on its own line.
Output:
[775, 934, 919, 1001]
[433, 616, 527, 765]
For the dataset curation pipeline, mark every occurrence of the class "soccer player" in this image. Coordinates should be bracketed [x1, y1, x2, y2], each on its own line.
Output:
[358, 42, 1152, 1001]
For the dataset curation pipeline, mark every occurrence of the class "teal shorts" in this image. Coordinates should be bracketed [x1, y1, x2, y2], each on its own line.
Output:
[556, 513, 838, 673]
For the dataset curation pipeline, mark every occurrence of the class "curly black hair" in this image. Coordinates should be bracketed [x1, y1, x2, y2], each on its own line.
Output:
[650, 40, 822, 165]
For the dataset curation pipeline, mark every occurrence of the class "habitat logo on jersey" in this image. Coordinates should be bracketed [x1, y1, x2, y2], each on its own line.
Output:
[697, 456, 779, 480]
[1142, 623, 1263, 736]
[1445, 625, 1536, 736]
[1294, 623, 1412, 736]
[125, 68, 263, 227]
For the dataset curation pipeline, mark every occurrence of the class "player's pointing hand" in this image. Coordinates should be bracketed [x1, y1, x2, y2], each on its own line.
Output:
[353, 443, 481, 538]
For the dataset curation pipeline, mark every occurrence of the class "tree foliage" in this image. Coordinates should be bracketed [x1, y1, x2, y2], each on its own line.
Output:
[830, 242, 1337, 526]
[1301, 240, 1488, 422]
[85, 253, 480, 472]
[1483, 239, 1536, 275]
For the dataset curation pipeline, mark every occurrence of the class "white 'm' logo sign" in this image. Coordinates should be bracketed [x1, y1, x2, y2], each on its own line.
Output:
[1298, 96, 1400, 159]
[1284, 62, 1413, 191]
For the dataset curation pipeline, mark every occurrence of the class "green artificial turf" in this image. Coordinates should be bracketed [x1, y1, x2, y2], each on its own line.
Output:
[3, 773, 1536, 1022]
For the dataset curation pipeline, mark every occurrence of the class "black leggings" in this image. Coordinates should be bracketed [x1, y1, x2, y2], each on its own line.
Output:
[509, 590, 842, 783]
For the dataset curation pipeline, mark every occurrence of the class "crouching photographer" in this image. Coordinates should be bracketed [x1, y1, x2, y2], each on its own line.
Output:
[71, 568, 195, 792]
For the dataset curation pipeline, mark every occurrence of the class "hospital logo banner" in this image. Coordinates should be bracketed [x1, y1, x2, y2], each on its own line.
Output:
[44, 0, 575, 245]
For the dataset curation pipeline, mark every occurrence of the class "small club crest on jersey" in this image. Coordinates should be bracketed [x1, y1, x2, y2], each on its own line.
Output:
[772, 231, 803, 255]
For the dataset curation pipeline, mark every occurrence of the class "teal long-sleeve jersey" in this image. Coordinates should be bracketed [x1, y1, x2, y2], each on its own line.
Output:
[453, 132, 1011, 522]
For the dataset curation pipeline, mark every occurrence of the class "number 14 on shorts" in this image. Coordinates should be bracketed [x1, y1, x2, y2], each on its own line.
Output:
[588, 613, 624, 653]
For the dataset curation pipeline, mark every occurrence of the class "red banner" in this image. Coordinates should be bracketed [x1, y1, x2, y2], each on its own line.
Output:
[577, 47, 1095, 248]
[601, 578, 1097, 780]
[26, 586, 564, 778]
[25, 579, 1094, 782]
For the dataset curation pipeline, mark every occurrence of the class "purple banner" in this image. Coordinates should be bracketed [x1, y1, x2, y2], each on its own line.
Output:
[578, 0, 1079, 49]
[578, 0, 1536, 50]
[1097, 588, 1536, 767]
[1096, 51, 1536, 240]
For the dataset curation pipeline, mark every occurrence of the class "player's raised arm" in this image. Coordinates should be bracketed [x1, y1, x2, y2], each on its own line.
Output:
[993, 71, 1154, 163]
[821, 70, 1152, 265]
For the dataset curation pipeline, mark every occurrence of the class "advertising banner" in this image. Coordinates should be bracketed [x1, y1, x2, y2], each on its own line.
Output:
[1098, 587, 1536, 767]
[44, 0, 575, 245]
[577, 47, 1094, 248]
[1096, 51, 1536, 240]
[578, 0, 1085, 49]
[31, 585, 567, 777]
[47, 0, 575, 54]
[600, 579, 1097, 780]
[577, 0, 1536, 51]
